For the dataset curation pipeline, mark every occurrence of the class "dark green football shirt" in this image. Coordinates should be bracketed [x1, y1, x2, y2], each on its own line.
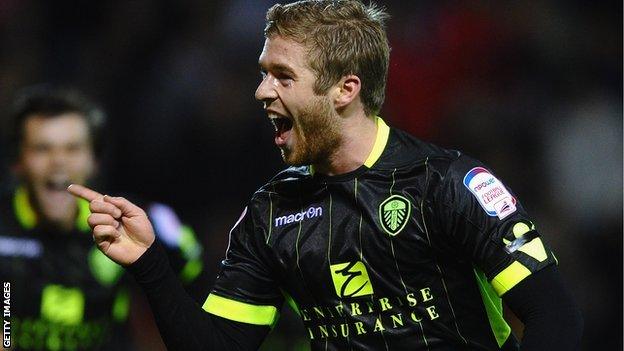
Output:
[204, 118, 557, 350]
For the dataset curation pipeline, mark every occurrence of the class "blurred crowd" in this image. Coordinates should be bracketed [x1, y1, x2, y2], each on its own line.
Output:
[0, 0, 621, 350]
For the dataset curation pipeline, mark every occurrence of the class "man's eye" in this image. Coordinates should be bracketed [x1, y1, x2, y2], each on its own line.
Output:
[275, 73, 291, 80]
[66, 143, 84, 153]
[31, 144, 50, 153]
[275, 74, 293, 86]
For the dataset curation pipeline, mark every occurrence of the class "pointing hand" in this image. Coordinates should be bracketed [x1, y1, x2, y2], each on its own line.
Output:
[67, 184, 155, 266]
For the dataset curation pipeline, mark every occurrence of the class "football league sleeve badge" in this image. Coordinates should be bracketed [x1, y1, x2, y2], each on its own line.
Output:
[463, 167, 517, 220]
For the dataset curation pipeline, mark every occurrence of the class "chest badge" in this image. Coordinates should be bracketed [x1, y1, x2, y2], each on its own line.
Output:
[379, 194, 412, 236]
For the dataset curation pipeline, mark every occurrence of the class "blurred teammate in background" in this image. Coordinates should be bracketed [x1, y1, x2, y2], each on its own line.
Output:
[69, 1, 583, 350]
[0, 86, 205, 350]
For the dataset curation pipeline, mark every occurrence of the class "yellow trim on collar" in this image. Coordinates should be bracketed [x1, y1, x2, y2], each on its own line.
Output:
[14, 186, 37, 230]
[308, 116, 390, 174]
[75, 198, 91, 232]
[13, 186, 91, 231]
[363, 116, 390, 168]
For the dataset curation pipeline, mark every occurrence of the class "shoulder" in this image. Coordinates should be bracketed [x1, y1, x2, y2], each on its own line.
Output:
[380, 126, 499, 195]
[0, 190, 20, 232]
[374, 126, 461, 170]
[265, 166, 312, 186]
[252, 166, 312, 200]
[227, 166, 311, 224]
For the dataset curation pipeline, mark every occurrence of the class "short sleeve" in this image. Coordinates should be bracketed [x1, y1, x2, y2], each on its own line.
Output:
[203, 205, 283, 326]
[433, 155, 557, 296]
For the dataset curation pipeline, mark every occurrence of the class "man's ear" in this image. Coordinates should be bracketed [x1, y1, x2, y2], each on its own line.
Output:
[333, 74, 361, 109]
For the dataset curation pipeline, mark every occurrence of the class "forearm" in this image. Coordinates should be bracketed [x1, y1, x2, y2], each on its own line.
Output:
[503, 265, 583, 351]
[128, 241, 269, 351]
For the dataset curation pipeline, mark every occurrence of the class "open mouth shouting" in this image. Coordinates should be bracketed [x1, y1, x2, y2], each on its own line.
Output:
[45, 178, 72, 192]
[28, 175, 78, 224]
[269, 113, 294, 147]
[40, 177, 74, 204]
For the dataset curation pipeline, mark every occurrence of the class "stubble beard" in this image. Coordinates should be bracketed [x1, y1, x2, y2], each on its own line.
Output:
[282, 96, 342, 166]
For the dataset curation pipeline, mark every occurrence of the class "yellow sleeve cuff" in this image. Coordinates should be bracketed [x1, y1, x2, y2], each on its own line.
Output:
[202, 293, 279, 326]
[490, 261, 532, 296]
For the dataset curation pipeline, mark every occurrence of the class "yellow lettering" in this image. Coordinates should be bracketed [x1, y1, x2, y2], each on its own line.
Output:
[420, 287, 433, 302]
[319, 325, 329, 338]
[307, 327, 314, 340]
[406, 293, 417, 307]
[355, 322, 367, 335]
[313, 307, 325, 318]
[410, 311, 423, 322]
[325, 306, 334, 318]
[373, 317, 386, 332]
[340, 323, 349, 337]
[334, 303, 344, 317]
[350, 302, 362, 316]
[379, 297, 393, 311]
[332, 324, 339, 337]
[365, 301, 375, 313]
[426, 305, 439, 320]
[390, 314, 404, 328]
[301, 309, 311, 321]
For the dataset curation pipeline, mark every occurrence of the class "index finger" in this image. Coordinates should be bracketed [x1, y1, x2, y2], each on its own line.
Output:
[67, 184, 104, 202]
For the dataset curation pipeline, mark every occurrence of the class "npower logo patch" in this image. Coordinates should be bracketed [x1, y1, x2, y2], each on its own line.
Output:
[463, 167, 517, 220]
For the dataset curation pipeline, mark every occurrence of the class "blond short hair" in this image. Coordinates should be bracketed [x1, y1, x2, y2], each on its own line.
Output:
[265, 0, 390, 116]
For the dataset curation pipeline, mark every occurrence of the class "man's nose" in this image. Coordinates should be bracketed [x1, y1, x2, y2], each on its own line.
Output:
[254, 74, 278, 103]
[50, 148, 70, 167]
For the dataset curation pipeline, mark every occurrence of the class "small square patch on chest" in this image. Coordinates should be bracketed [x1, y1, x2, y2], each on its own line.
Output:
[330, 261, 374, 298]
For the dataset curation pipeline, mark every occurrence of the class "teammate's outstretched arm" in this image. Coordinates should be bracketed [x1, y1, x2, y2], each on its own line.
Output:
[68, 184, 270, 351]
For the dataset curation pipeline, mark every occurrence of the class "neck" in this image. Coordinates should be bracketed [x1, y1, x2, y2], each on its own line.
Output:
[35, 201, 78, 233]
[313, 111, 378, 176]
[40, 216, 75, 232]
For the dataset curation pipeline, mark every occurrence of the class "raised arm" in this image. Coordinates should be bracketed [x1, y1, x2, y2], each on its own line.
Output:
[67, 185, 270, 350]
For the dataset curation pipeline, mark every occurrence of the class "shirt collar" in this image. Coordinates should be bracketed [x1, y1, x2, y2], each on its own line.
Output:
[309, 116, 390, 175]
[363, 116, 390, 168]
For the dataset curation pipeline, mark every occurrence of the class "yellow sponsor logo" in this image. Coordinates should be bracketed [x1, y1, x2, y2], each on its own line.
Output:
[330, 261, 374, 298]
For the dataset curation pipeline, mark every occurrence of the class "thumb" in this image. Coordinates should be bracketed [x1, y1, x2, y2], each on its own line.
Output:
[104, 195, 144, 217]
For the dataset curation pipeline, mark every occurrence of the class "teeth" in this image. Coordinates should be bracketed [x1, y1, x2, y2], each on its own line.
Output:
[267, 113, 293, 134]
[270, 118, 279, 132]
[268, 112, 286, 119]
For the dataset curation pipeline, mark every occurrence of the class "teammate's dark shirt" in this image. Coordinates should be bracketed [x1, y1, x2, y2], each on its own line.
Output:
[0, 187, 204, 350]
[203, 118, 558, 350]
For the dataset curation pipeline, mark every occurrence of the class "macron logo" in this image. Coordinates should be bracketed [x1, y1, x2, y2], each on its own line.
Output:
[275, 207, 323, 227]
